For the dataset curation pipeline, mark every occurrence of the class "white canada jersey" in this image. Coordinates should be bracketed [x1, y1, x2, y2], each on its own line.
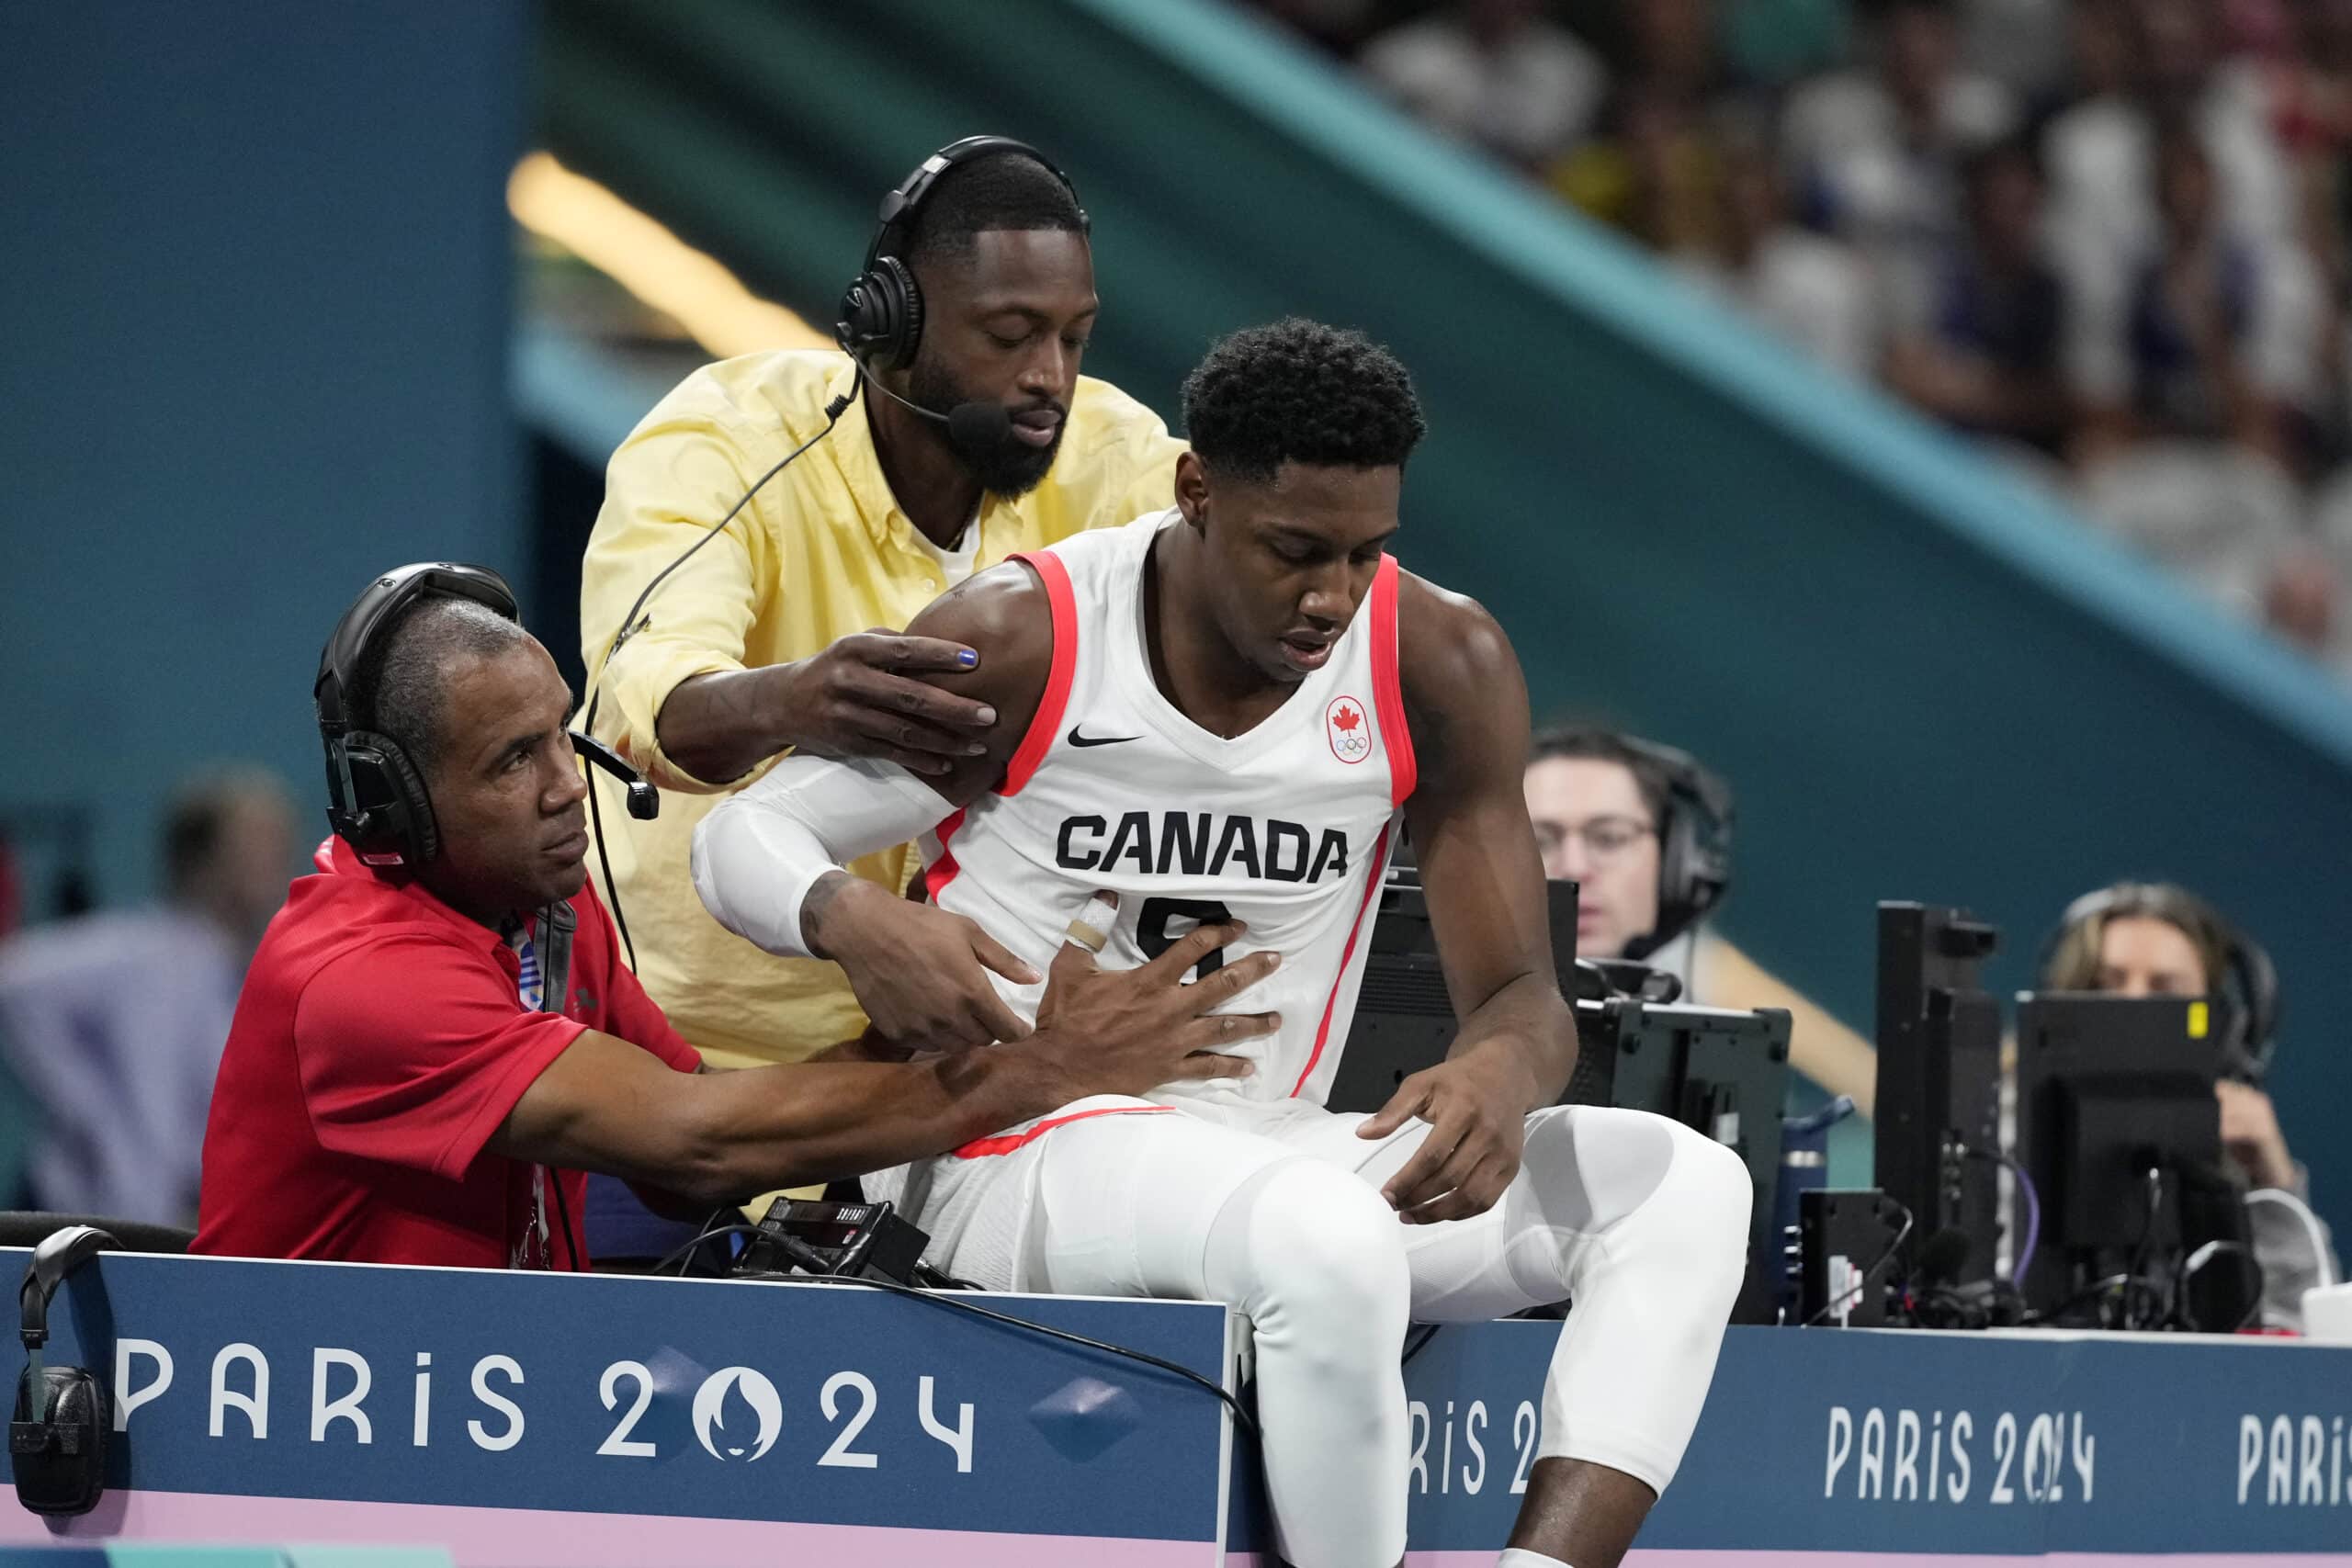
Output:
[922, 509, 1416, 1110]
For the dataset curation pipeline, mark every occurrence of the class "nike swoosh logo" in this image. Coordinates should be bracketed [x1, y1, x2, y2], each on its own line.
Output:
[1067, 726, 1141, 748]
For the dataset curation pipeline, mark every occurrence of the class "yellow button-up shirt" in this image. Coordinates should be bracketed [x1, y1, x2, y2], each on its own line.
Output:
[579, 350, 1183, 1068]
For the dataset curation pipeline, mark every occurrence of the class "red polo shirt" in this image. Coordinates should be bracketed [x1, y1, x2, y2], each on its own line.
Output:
[193, 839, 699, 1269]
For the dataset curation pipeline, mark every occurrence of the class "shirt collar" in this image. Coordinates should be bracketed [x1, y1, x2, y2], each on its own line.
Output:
[321, 835, 529, 955]
[821, 357, 1011, 554]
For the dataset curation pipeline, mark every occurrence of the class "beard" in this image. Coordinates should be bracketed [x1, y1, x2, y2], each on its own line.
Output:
[907, 356, 1065, 498]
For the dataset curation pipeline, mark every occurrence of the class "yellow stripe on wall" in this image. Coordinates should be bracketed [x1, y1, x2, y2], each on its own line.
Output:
[507, 151, 831, 359]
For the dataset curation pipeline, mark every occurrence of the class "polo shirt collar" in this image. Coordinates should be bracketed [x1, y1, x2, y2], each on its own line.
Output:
[821, 357, 1010, 555]
[322, 836, 526, 955]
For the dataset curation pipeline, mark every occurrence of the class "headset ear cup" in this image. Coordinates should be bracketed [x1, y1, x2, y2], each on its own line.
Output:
[11, 1365, 110, 1515]
[875, 254, 922, 371]
[342, 730, 437, 865]
[2226, 933, 2280, 1084]
[1654, 809, 1695, 942]
[835, 270, 888, 358]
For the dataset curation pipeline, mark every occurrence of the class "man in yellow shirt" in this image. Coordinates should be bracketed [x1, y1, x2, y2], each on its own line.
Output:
[580, 137, 1182, 1070]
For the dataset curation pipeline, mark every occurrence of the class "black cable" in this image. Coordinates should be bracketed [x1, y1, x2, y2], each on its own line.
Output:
[1401, 1325, 1442, 1366]
[734, 1253, 1261, 1442]
[580, 395, 853, 970]
[2177, 1239, 2266, 1333]
[551, 1169, 580, 1272]
[2126, 1166, 2167, 1331]
[664, 1205, 751, 1277]
[2032, 1270, 2168, 1328]
[653, 1223, 766, 1280]
[1805, 1201, 1916, 1325]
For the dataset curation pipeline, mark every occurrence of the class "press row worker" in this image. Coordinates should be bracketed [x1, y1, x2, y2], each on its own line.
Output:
[577, 136, 1183, 1073]
[1522, 726, 1879, 1114]
[191, 568, 1274, 1269]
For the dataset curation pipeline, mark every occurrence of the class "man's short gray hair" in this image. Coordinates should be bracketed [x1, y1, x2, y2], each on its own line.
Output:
[351, 598, 526, 774]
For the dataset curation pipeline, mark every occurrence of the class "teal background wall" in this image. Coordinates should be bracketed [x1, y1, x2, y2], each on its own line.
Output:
[1, 1, 530, 907]
[538, 0, 2352, 1215]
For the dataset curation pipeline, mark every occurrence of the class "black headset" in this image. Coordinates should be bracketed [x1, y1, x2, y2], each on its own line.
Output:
[316, 563, 520, 868]
[2036, 884, 2280, 1086]
[12, 1224, 116, 1516]
[317, 562, 656, 870]
[833, 135, 1087, 373]
[1617, 737, 1736, 960]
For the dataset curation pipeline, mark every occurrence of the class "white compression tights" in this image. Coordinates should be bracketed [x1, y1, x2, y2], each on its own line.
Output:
[990, 1101, 1752, 1568]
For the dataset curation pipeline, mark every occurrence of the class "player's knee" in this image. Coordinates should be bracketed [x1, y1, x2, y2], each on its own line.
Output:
[1645, 1120, 1752, 1278]
[1237, 1162, 1409, 1354]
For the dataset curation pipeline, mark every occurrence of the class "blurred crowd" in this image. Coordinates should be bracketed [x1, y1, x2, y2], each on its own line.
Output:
[1261, 0, 2352, 682]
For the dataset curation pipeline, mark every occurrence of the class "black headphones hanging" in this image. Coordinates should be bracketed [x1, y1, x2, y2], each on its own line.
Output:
[12, 1224, 118, 1517]
[2035, 884, 2279, 1085]
[833, 134, 1088, 373]
[1619, 736, 1736, 960]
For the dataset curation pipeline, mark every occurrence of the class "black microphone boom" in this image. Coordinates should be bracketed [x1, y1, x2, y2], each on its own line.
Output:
[853, 358, 1012, 459]
[570, 731, 659, 820]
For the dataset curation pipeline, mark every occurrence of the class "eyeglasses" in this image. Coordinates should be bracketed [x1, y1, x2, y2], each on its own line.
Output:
[1532, 815, 1657, 864]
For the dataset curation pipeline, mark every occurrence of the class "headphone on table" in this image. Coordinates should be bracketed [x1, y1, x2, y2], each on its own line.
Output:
[833, 134, 1088, 373]
[317, 562, 654, 871]
[2035, 883, 2280, 1086]
[1614, 737, 1736, 961]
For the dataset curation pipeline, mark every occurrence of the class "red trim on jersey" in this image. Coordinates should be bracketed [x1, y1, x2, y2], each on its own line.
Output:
[952, 1103, 1172, 1158]
[923, 552, 1075, 902]
[1369, 555, 1415, 807]
[1003, 550, 1079, 797]
[1288, 819, 1395, 1099]
[923, 806, 969, 903]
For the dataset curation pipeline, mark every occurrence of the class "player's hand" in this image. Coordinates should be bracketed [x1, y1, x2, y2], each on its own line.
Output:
[1022, 901, 1282, 1099]
[775, 629, 998, 775]
[808, 875, 1040, 1052]
[1357, 1041, 1544, 1224]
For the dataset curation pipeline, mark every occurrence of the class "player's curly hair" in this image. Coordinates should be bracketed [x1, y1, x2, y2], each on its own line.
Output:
[1182, 318, 1427, 483]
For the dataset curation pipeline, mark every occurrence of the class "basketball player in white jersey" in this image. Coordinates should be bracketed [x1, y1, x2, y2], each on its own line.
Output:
[694, 320, 1748, 1568]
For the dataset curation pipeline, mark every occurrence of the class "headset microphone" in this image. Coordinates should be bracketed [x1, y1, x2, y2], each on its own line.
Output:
[850, 358, 1015, 460]
[569, 731, 658, 820]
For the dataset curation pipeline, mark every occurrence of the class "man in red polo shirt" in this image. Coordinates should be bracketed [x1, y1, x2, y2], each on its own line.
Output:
[194, 567, 1275, 1270]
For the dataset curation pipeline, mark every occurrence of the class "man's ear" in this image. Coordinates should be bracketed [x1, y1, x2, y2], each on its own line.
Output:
[1172, 449, 1211, 529]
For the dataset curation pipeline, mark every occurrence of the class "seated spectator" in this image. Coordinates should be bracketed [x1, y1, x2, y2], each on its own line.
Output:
[1884, 135, 2074, 451]
[1551, 0, 1733, 252]
[0, 768, 296, 1224]
[1671, 137, 1881, 377]
[1781, 0, 2019, 334]
[2043, 0, 2298, 308]
[1522, 726, 1879, 1113]
[2069, 129, 2325, 468]
[2039, 880, 2339, 1326]
[1360, 0, 1606, 173]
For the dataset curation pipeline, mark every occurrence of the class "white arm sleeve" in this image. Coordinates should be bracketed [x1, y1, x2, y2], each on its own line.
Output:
[690, 754, 954, 960]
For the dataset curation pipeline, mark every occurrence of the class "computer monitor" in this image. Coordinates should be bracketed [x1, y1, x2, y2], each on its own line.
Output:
[1568, 992, 1792, 1259]
[2012, 992, 2242, 1323]
[1326, 874, 1790, 1273]
[1325, 872, 1577, 1118]
[1872, 902, 2006, 1285]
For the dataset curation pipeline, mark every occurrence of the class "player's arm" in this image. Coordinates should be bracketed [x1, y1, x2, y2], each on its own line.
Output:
[1356, 576, 1576, 1224]
[691, 563, 1056, 1052]
[494, 920, 1275, 1201]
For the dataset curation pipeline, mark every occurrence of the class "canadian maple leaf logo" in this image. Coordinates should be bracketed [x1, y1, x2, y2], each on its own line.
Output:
[1326, 695, 1373, 763]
